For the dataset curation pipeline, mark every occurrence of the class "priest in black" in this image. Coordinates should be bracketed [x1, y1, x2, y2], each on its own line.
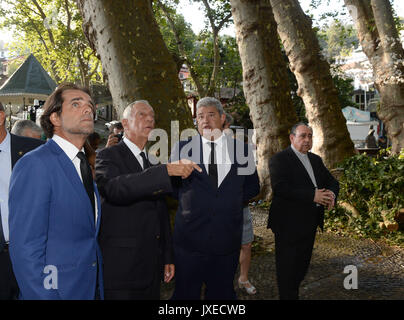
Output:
[268, 122, 339, 300]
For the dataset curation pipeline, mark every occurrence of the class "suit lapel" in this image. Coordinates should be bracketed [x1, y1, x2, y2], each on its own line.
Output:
[118, 141, 144, 172]
[308, 152, 322, 187]
[287, 146, 316, 188]
[94, 185, 102, 235]
[48, 140, 95, 227]
[10, 134, 26, 168]
[218, 135, 236, 190]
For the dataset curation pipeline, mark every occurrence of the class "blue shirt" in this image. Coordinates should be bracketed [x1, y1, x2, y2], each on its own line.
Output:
[0, 131, 12, 242]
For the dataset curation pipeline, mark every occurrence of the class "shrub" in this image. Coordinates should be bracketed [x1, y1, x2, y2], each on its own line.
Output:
[325, 149, 404, 246]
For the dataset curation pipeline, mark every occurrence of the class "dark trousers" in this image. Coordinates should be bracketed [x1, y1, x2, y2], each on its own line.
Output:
[171, 246, 239, 300]
[104, 267, 160, 300]
[0, 247, 19, 300]
[274, 230, 316, 300]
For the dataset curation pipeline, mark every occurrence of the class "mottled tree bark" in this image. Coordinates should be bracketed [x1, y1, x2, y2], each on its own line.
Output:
[270, 0, 355, 168]
[78, 0, 193, 145]
[345, 0, 404, 154]
[230, 0, 298, 200]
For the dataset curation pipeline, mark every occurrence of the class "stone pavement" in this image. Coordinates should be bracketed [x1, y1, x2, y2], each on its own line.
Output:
[161, 207, 404, 300]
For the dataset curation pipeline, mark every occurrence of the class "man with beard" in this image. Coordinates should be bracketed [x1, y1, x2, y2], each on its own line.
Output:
[8, 83, 103, 299]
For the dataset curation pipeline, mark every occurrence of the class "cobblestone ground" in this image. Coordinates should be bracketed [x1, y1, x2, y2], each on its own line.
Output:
[161, 207, 404, 300]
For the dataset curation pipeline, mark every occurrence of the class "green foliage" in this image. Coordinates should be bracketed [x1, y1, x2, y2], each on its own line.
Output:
[330, 65, 357, 109]
[0, 0, 101, 86]
[317, 21, 359, 59]
[224, 93, 252, 129]
[325, 151, 404, 246]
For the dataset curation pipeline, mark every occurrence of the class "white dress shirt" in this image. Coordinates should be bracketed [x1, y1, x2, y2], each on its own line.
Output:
[52, 135, 98, 222]
[123, 137, 148, 169]
[0, 132, 12, 242]
[201, 133, 232, 187]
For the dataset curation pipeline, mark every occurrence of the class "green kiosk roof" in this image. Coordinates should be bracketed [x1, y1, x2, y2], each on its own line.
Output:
[0, 54, 57, 96]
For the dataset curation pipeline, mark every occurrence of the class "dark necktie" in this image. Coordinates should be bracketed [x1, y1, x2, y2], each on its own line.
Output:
[209, 142, 218, 189]
[77, 151, 95, 217]
[140, 151, 150, 169]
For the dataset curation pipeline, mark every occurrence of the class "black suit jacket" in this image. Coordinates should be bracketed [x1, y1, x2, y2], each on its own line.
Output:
[95, 141, 174, 291]
[267, 146, 339, 240]
[10, 133, 44, 168]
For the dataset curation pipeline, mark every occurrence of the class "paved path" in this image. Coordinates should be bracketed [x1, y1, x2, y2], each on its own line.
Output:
[161, 208, 404, 300]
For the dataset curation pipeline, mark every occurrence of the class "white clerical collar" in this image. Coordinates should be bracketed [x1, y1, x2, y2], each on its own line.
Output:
[123, 136, 146, 157]
[201, 132, 226, 147]
[291, 144, 309, 158]
[52, 134, 84, 161]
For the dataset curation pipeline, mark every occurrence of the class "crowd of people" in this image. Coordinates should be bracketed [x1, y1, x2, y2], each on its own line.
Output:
[0, 83, 339, 300]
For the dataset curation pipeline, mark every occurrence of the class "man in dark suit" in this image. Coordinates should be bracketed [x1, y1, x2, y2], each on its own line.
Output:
[170, 97, 260, 300]
[268, 122, 339, 300]
[9, 84, 104, 299]
[0, 102, 44, 300]
[95, 100, 201, 300]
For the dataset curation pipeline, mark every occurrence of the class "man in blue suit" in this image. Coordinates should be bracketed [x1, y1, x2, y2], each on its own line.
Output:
[170, 97, 260, 300]
[8, 83, 103, 300]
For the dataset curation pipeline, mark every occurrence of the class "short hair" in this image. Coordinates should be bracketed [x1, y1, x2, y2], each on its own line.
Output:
[11, 119, 43, 136]
[225, 113, 234, 126]
[196, 97, 224, 115]
[290, 122, 312, 135]
[40, 83, 93, 138]
[122, 100, 152, 120]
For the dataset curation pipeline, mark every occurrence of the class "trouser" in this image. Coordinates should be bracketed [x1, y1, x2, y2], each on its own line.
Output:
[0, 245, 19, 300]
[104, 271, 161, 300]
[171, 246, 239, 300]
[274, 230, 316, 300]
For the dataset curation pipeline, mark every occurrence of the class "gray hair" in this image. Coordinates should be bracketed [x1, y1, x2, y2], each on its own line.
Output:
[11, 119, 43, 136]
[196, 97, 224, 115]
[290, 122, 312, 135]
[122, 100, 152, 120]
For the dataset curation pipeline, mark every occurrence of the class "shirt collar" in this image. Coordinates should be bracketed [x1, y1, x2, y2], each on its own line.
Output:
[291, 144, 308, 158]
[123, 136, 146, 157]
[52, 134, 84, 161]
[0, 131, 11, 153]
[201, 132, 226, 147]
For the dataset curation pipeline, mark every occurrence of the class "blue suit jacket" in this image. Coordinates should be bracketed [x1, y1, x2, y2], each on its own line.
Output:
[8, 139, 104, 300]
[170, 135, 260, 255]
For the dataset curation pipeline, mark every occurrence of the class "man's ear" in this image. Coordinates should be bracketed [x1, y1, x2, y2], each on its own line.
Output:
[50, 112, 61, 128]
[121, 119, 128, 130]
[220, 113, 226, 126]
